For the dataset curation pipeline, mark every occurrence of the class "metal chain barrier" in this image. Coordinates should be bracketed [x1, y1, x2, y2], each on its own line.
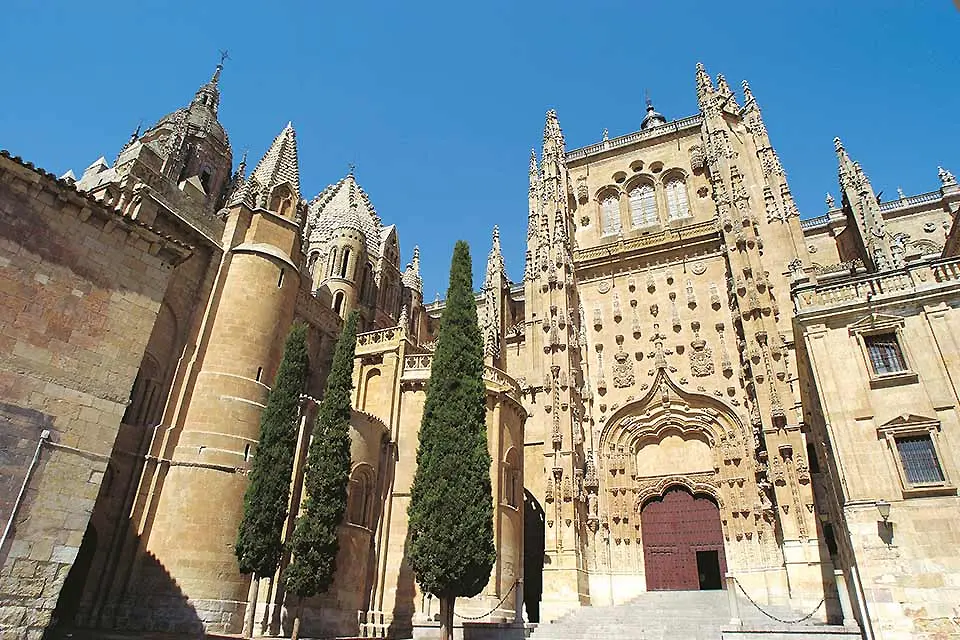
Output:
[453, 581, 518, 620]
[736, 580, 824, 625]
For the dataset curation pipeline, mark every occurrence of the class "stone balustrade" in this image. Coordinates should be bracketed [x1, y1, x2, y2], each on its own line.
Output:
[400, 353, 523, 402]
[793, 256, 960, 312]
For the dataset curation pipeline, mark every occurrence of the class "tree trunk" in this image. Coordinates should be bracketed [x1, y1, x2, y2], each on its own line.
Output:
[291, 602, 303, 640]
[439, 595, 456, 640]
[242, 575, 259, 638]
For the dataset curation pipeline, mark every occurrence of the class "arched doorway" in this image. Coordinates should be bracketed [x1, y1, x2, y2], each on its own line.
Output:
[641, 487, 726, 591]
[522, 489, 545, 622]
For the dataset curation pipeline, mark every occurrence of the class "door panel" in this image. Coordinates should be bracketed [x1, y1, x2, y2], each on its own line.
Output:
[641, 487, 726, 591]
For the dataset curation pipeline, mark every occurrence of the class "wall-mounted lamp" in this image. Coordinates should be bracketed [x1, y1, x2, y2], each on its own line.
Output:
[875, 500, 891, 522]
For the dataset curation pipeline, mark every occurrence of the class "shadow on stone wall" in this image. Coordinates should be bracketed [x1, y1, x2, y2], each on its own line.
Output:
[50, 543, 203, 636]
[388, 536, 416, 638]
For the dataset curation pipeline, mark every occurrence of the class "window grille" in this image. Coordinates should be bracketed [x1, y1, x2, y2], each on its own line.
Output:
[864, 333, 906, 375]
[895, 435, 945, 484]
[601, 195, 621, 236]
[629, 185, 657, 227]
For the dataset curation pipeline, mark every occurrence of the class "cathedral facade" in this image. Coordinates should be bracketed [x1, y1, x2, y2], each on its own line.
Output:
[1, 60, 959, 640]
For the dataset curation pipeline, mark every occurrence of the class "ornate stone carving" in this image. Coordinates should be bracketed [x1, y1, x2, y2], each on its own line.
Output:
[689, 333, 715, 377]
[685, 279, 697, 307]
[939, 166, 956, 187]
[593, 307, 602, 330]
[612, 347, 635, 388]
[612, 293, 622, 322]
[795, 453, 810, 484]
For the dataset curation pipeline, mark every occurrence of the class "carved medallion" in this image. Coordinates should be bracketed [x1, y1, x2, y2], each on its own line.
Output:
[691, 261, 707, 276]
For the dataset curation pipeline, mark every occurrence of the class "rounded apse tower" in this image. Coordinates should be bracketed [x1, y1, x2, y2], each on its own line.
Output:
[141, 125, 304, 633]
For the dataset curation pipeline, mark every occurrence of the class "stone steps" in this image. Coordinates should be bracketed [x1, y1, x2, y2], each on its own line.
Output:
[529, 590, 862, 640]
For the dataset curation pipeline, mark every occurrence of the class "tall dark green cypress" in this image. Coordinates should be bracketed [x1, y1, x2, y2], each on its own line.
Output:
[235, 322, 309, 574]
[235, 323, 309, 636]
[284, 310, 359, 638]
[407, 241, 495, 640]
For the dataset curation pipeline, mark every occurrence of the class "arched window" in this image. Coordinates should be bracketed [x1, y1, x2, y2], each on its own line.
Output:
[503, 448, 521, 508]
[348, 466, 375, 528]
[600, 194, 621, 236]
[629, 184, 657, 228]
[665, 178, 690, 220]
[339, 248, 352, 279]
[333, 291, 345, 315]
[327, 248, 338, 279]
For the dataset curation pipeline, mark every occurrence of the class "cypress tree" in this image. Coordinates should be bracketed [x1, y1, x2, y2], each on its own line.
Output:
[407, 241, 495, 640]
[235, 323, 309, 637]
[284, 309, 360, 639]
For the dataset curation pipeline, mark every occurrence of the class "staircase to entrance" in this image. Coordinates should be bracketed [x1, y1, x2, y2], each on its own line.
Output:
[528, 590, 862, 640]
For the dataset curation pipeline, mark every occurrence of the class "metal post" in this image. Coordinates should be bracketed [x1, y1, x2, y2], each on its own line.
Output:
[726, 573, 742, 627]
[834, 569, 855, 628]
[514, 578, 524, 624]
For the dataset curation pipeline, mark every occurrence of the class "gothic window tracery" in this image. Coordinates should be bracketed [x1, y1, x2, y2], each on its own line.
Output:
[601, 194, 621, 236]
[629, 184, 657, 228]
[665, 177, 691, 221]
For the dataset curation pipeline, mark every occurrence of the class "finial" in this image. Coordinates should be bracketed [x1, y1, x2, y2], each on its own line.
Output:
[834, 137, 844, 152]
[238, 148, 248, 168]
[939, 166, 957, 186]
[645, 89, 652, 109]
[492, 225, 500, 245]
[602, 128, 609, 142]
[741, 79, 754, 103]
[716, 74, 731, 94]
[348, 162, 356, 177]
[825, 192, 835, 209]
[413, 246, 420, 268]
[213, 49, 229, 83]
[897, 187, 906, 200]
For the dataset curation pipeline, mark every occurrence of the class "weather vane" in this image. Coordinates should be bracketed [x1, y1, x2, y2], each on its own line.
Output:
[219, 49, 230, 66]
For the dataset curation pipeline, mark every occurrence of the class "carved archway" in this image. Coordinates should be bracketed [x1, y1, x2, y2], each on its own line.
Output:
[593, 370, 767, 570]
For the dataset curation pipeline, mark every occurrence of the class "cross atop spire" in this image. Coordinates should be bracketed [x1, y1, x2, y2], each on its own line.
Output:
[212, 49, 229, 84]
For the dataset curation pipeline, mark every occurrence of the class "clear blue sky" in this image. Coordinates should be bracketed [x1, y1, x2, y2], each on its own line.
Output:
[1, 1, 958, 297]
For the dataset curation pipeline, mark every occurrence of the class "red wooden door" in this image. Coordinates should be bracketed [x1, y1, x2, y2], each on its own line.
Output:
[641, 487, 727, 591]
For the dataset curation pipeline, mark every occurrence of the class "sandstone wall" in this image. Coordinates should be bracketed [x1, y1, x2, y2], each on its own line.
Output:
[0, 153, 187, 639]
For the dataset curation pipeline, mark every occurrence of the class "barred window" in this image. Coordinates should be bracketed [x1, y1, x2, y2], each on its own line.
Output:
[601, 195, 621, 236]
[665, 178, 690, 220]
[629, 184, 657, 227]
[864, 333, 907, 375]
[895, 435, 945, 485]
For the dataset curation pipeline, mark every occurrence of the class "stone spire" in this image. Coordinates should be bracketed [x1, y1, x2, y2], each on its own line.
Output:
[402, 246, 423, 294]
[834, 137, 893, 270]
[485, 225, 507, 286]
[526, 148, 540, 282]
[695, 62, 715, 108]
[742, 79, 755, 106]
[249, 123, 301, 203]
[190, 59, 225, 116]
[939, 166, 957, 187]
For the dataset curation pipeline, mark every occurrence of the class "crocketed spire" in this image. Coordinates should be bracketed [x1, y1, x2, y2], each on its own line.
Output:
[249, 122, 301, 201]
[402, 246, 423, 294]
